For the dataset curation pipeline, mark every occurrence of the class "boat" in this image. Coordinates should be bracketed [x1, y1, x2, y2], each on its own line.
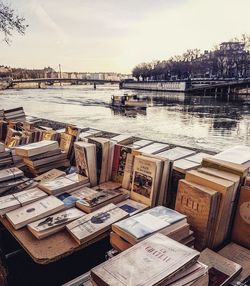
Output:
[110, 94, 147, 109]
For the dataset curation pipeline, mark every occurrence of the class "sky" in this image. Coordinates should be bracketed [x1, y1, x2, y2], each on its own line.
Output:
[1, 0, 250, 73]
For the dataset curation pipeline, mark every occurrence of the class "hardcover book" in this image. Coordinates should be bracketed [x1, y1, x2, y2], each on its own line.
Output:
[116, 199, 149, 216]
[74, 141, 97, 186]
[91, 233, 199, 286]
[15, 140, 59, 157]
[0, 167, 24, 183]
[34, 169, 66, 184]
[59, 132, 74, 157]
[131, 155, 163, 207]
[6, 196, 65, 229]
[66, 203, 128, 244]
[158, 147, 196, 161]
[198, 248, 242, 286]
[112, 206, 186, 245]
[231, 186, 250, 248]
[175, 179, 220, 250]
[111, 144, 132, 184]
[27, 207, 84, 239]
[138, 142, 169, 155]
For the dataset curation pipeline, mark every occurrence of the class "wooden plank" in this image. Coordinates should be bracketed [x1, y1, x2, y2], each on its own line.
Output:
[0, 217, 108, 265]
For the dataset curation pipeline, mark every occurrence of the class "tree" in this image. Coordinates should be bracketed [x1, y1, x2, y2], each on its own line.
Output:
[0, 1, 27, 44]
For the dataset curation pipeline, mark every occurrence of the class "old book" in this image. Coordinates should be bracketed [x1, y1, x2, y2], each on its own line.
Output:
[74, 141, 97, 186]
[185, 152, 212, 164]
[88, 137, 110, 184]
[158, 147, 196, 161]
[116, 199, 149, 216]
[173, 159, 200, 174]
[214, 145, 250, 167]
[111, 144, 132, 184]
[0, 167, 24, 183]
[93, 181, 122, 191]
[198, 248, 242, 286]
[129, 139, 153, 149]
[110, 231, 132, 252]
[76, 187, 127, 213]
[122, 152, 135, 190]
[138, 142, 169, 155]
[131, 155, 163, 207]
[219, 243, 250, 286]
[38, 173, 88, 195]
[0, 142, 5, 153]
[34, 169, 66, 184]
[111, 134, 134, 145]
[60, 132, 74, 157]
[6, 196, 65, 229]
[23, 152, 67, 168]
[175, 179, 220, 250]
[91, 233, 199, 286]
[65, 125, 81, 139]
[245, 176, 250, 187]
[231, 186, 250, 248]
[185, 170, 235, 248]
[202, 157, 249, 179]
[27, 207, 84, 239]
[66, 203, 129, 244]
[29, 159, 70, 176]
[0, 187, 48, 215]
[15, 140, 59, 157]
[112, 206, 186, 245]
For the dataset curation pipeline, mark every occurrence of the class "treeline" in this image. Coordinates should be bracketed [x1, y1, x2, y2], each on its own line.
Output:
[132, 34, 250, 81]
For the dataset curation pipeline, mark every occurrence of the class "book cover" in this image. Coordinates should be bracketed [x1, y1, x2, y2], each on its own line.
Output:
[91, 233, 199, 286]
[113, 206, 186, 241]
[15, 140, 59, 157]
[116, 199, 148, 216]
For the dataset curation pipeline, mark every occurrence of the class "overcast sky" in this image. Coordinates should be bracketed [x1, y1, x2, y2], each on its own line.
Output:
[1, 0, 250, 73]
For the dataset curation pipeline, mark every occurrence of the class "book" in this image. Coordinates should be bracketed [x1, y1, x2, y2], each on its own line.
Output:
[110, 231, 132, 252]
[116, 199, 149, 216]
[76, 187, 127, 213]
[214, 145, 250, 167]
[173, 159, 200, 174]
[129, 139, 153, 149]
[74, 141, 97, 186]
[60, 132, 74, 157]
[0, 142, 4, 153]
[38, 173, 89, 195]
[219, 243, 250, 286]
[6, 196, 65, 229]
[88, 137, 110, 184]
[246, 176, 250, 187]
[185, 170, 235, 248]
[0, 167, 24, 183]
[23, 152, 67, 168]
[131, 155, 163, 207]
[232, 186, 250, 249]
[66, 203, 129, 244]
[0, 187, 48, 215]
[198, 248, 242, 286]
[158, 147, 196, 161]
[15, 140, 59, 157]
[185, 152, 212, 164]
[34, 169, 66, 184]
[175, 179, 220, 250]
[112, 206, 186, 245]
[111, 134, 134, 145]
[91, 233, 199, 286]
[138, 142, 169, 155]
[111, 144, 132, 184]
[27, 207, 84, 239]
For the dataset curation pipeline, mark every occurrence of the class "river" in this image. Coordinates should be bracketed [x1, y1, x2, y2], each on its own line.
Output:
[0, 84, 250, 152]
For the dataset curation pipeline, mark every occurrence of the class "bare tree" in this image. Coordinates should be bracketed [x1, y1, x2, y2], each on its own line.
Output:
[0, 1, 27, 44]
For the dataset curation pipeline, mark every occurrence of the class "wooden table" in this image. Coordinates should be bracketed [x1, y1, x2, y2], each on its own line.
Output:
[0, 217, 108, 265]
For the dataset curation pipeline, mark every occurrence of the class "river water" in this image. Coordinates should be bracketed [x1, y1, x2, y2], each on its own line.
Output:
[0, 84, 250, 152]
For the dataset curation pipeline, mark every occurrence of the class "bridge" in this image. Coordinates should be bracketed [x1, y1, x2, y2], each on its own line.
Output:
[9, 78, 120, 88]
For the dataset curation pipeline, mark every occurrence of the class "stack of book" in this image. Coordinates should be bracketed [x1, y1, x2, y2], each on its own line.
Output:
[91, 233, 208, 286]
[4, 107, 26, 122]
[0, 120, 7, 141]
[66, 203, 129, 245]
[111, 206, 194, 252]
[0, 187, 48, 215]
[15, 140, 70, 175]
[175, 157, 249, 250]
[0, 144, 13, 168]
[0, 167, 29, 195]
[6, 195, 65, 230]
[38, 173, 89, 195]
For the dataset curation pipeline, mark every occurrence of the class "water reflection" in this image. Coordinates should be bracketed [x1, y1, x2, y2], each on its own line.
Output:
[110, 107, 147, 118]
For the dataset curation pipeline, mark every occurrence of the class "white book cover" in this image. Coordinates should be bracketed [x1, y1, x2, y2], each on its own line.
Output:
[91, 233, 199, 286]
[158, 147, 196, 161]
[6, 196, 64, 229]
[139, 142, 169, 154]
[214, 145, 250, 165]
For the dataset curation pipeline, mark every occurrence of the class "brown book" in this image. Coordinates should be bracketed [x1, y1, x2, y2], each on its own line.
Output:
[74, 141, 97, 186]
[110, 231, 132, 252]
[175, 179, 220, 250]
[23, 152, 67, 168]
[15, 140, 59, 157]
[198, 248, 242, 286]
[0, 142, 5, 153]
[91, 233, 199, 286]
[60, 132, 74, 157]
[202, 157, 249, 179]
[231, 186, 250, 248]
[185, 170, 235, 248]
[219, 242, 250, 285]
[131, 155, 163, 207]
[34, 169, 66, 184]
[0, 167, 23, 183]
[66, 203, 129, 244]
